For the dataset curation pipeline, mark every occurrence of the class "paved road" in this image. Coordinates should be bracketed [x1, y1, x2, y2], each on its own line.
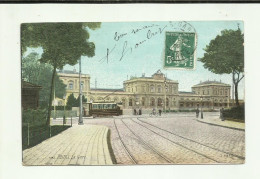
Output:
[84, 112, 245, 165]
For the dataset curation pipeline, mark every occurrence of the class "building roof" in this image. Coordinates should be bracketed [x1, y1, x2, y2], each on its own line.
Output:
[58, 69, 79, 74]
[193, 80, 230, 87]
[90, 88, 124, 92]
[179, 91, 196, 94]
[22, 81, 42, 89]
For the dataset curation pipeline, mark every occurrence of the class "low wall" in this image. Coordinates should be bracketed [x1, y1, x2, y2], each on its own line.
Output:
[51, 110, 77, 118]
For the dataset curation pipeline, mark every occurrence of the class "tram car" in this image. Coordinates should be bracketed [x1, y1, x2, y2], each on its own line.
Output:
[83, 101, 122, 117]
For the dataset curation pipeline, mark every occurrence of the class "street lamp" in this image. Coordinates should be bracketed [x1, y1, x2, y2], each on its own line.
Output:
[200, 96, 203, 119]
[63, 93, 66, 125]
[78, 57, 83, 125]
[164, 76, 168, 113]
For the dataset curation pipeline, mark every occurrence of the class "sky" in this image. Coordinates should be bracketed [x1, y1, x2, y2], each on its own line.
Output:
[25, 21, 244, 99]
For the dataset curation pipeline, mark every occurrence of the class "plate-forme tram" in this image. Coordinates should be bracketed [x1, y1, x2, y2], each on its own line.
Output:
[83, 101, 123, 117]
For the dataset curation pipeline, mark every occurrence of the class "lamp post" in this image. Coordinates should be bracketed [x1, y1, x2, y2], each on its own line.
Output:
[164, 76, 168, 112]
[78, 57, 83, 125]
[63, 93, 66, 125]
[200, 96, 203, 119]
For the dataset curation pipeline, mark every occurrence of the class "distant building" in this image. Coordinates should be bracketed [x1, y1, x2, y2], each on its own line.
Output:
[57, 69, 90, 99]
[22, 81, 42, 109]
[57, 69, 232, 112]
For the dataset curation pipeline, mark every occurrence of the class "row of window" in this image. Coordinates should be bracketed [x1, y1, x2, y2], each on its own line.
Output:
[127, 85, 177, 94]
[67, 81, 85, 90]
[126, 98, 176, 107]
[194, 88, 229, 95]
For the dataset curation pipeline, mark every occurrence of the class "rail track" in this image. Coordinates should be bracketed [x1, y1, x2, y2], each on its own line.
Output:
[113, 119, 174, 164]
[134, 117, 245, 162]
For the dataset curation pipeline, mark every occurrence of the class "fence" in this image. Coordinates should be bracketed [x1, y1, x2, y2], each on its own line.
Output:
[51, 110, 77, 118]
[22, 117, 73, 150]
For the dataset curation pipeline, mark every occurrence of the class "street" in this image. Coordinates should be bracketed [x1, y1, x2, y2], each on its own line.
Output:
[83, 112, 245, 164]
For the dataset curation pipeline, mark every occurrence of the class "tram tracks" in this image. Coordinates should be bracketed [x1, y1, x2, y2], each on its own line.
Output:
[113, 119, 173, 164]
[134, 117, 245, 162]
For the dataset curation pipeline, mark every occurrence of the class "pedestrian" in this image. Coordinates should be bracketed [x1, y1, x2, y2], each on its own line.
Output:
[139, 108, 142, 115]
[159, 109, 162, 116]
[220, 107, 225, 121]
[134, 108, 136, 115]
[196, 108, 199, 118]
[152, 108, 156, 115]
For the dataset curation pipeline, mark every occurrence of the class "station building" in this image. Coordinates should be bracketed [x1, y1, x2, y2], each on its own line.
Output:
[57, 69, 231, 113]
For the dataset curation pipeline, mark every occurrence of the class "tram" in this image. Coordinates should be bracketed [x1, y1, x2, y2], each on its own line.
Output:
[83, 101, 122, 117]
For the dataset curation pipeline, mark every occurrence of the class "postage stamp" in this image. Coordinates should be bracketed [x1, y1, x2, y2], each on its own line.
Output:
[164, 31, 196, 69]
[21, 21, 245, 166]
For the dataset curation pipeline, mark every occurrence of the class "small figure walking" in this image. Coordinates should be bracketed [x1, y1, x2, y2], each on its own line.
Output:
[159, 109, 162, 116]
[220, 107, 225, 121]
[134, 108, 137, 115]
[152, 108, 156, 115]
[196, 108, 199, 118]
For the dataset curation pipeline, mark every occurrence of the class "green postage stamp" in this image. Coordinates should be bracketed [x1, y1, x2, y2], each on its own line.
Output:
[164, 32, 196, 69]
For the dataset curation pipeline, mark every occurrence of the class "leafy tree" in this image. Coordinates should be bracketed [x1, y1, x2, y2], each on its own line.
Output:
[22, 52, 66, 108]
[66, 93, 77, 109]
[75, 95, 87, 107]
[21, 22, 101, 125]
[199, 28, 244, 106]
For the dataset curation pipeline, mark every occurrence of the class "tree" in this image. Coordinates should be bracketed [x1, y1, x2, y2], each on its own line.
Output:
[21, 22, 101, 125]
[66, 93, 77, 109]
[199, 28, 244, 106]
[75, 95, 87, 107]
[22, 52, 66, 108]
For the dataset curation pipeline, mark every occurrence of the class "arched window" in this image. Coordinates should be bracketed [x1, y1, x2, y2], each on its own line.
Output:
[68, 81, 74, 90]
[158, 85, 162, 93]
[150, 85, 155, 93]
[158, 98, 163, 107]
[141, 97, 145, 106]
[122, 98, 126, 107]
[166, 98, 169, 106]
[150, 98, 155, 106]
[129, 99, 133, 106]
[114, 97, 118, 103]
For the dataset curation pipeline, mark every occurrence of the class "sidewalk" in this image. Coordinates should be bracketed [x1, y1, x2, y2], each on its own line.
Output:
[197, 116, 245, 131]
[23, 125, 115, 165]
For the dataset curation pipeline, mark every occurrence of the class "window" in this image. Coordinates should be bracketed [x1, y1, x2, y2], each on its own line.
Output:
[68, 81, 74, 90]
[122, 98, 126, 107]
[158, 85, 162, 93]
[129, 99, 133, 106]
[150, 85, 155, 93]
[142, 97, 145, 106]
[166, 98, 169, 106]
[142, 86, 145, 92]
[158, 98, 163, 107]
[150, 98, 155, 106]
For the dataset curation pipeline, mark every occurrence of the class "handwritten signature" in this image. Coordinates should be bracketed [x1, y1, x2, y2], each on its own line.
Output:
[99, 21, 194, 63]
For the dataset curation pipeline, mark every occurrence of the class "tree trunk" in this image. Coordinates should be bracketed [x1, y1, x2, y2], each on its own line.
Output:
[234, 82, 239, 107]
[46, 65, 57, 126]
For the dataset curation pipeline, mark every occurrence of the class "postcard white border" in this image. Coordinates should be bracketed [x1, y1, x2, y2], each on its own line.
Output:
[0, 4, 259, 179]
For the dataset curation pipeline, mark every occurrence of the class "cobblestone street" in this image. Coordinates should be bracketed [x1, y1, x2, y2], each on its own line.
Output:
[84, 112, 245, 165]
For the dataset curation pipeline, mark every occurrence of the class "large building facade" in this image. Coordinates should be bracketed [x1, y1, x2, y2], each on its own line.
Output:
[57, 69, 231, 111]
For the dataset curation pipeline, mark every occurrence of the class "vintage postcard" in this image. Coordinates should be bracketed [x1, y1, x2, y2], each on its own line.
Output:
[21, 21, 245, 165]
